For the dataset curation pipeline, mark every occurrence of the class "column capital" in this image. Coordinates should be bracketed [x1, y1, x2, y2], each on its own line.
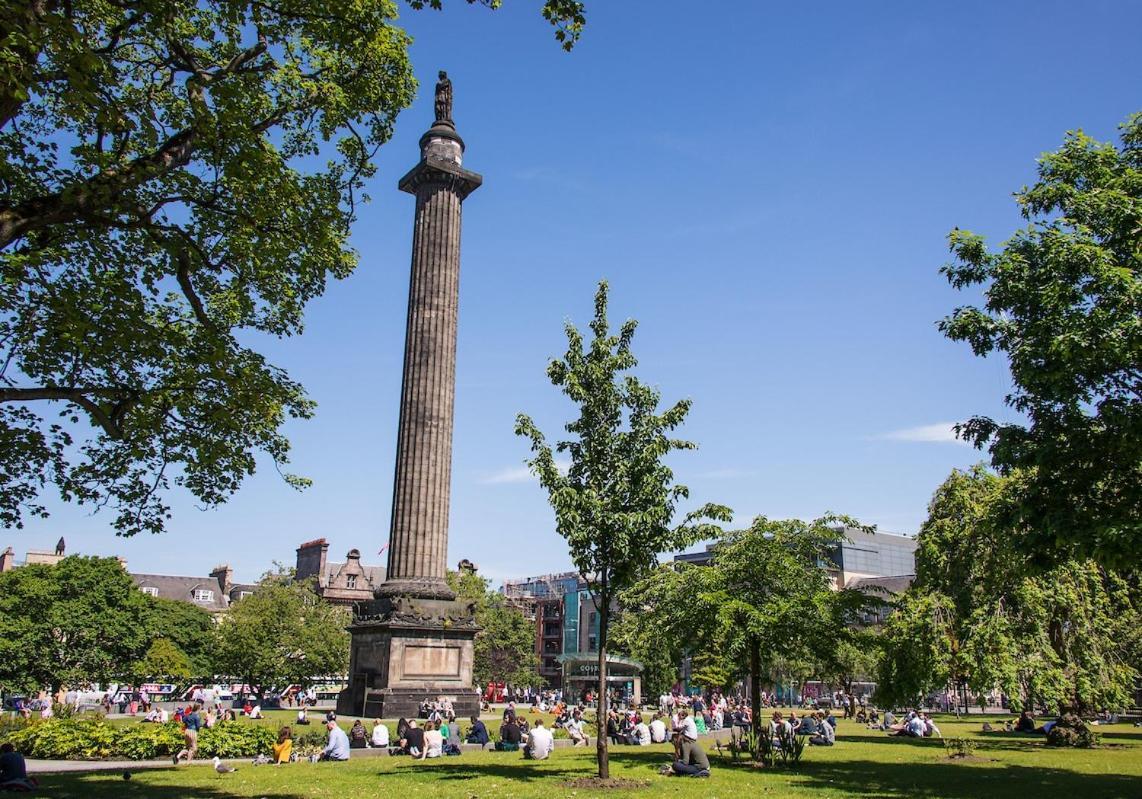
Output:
[398, 157, 483, 199]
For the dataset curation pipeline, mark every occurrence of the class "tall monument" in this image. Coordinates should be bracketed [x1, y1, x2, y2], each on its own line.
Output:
[337, 71, 483, 719]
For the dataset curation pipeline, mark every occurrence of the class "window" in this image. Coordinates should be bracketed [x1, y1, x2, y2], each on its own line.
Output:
[346, 574, 357, 589]
[238, 591, 252, 599]
[193, 588, 214, 602]
[587, 636, 597, 652]
[141, 586, 158, 597]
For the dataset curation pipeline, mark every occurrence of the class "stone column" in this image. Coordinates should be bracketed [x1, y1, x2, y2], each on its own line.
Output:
[379, 114, 481, 600]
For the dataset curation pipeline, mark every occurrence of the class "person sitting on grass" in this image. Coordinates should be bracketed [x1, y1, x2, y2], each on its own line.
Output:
[650, 712, 668, 743]
[421, 720, 443, 759]
[497, 716, 522, 752]
[891, 712, 925, 737]
[565, 712, 589, 747]
[272, 726, 293, 764]
[466, 715, 490, 747]
[607, 710, 622, 745]
[402, 719, 425, 757]
[662, 733, 710, 778]
[632, 715, 651, 746]
[921, 713, 942, 738]
[371, 719, 389, 749]
[1014, 710, 1037, 733]
[296, 707, 310, 726]
[523, 719, 555, 760]
[769, 711, 793, 748]
[349, 719, 369, 749]
[809, 714, 835, 746]
[0, 743, 38, 792]
[444, 719, 462, 755]
[799, 712, 819, 737]
[321, 720, 350, 761]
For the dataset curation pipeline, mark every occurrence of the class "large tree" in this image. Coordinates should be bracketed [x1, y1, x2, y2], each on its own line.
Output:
[0, 555, 153, 694]
[0, 0, 586, 535]
[212, 569, 348, 699]
[143, 595, 215, 676]
[516, 281, 729, 778]
[940, 113, 1141, 568]
[878, 466, 1140, 713]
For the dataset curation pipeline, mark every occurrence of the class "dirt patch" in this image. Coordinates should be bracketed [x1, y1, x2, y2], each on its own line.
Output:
[561, 777, 651, 790]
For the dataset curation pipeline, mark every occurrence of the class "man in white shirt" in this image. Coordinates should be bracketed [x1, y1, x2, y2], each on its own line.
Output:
[371, 719, 389, 748]
[524, 719, 555, 760]
[633, 717, 651, 746]
[565, 715, 588, 747]
[649, 713, 668, 743]
[674, 709, 698, 744]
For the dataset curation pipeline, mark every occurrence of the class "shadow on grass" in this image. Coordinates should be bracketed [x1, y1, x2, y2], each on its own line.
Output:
[37, 772, 312, 799]
[780, 758, 1142, 799]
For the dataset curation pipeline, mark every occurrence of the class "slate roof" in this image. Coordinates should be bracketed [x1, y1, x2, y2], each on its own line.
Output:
[131, 573, 230, 613]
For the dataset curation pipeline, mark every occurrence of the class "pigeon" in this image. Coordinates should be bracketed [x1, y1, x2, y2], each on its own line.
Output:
[122, 771, 131, 781]
[213, 756, 238, 774]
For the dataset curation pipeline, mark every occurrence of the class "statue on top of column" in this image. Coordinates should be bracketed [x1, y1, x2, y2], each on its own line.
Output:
[434, 70, 453, 126]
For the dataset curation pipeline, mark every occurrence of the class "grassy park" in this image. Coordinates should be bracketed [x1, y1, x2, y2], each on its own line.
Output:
[33, 715, 1142, 799]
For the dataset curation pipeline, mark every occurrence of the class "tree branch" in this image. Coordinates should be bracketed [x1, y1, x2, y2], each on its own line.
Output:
[0, 387, 127, 439]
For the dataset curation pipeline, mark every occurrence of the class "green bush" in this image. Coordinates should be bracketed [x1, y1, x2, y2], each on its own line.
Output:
[0, 718, 276, 760]
[1046, 714, 1100, 749]
[197, 722, 276, 758]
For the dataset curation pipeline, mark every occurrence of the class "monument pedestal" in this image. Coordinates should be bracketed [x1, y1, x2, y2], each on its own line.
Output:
[337, 595, 480, 719]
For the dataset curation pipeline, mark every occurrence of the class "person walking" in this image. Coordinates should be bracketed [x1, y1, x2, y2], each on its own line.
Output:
[175, 704, 202, 764]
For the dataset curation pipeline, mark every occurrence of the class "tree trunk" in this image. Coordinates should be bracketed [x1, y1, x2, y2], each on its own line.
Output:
[596, 590, 609, 779]
[749, 635, 762, 759]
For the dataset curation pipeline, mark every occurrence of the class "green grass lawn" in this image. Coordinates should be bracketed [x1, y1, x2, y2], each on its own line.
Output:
[36, 715, 1142, 798]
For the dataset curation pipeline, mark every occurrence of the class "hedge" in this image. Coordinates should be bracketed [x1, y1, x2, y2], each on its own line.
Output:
[2, 718, 276, 760]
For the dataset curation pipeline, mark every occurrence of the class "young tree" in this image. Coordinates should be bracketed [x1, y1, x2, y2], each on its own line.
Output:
[0, 0, 586, 535]
[0, 556, 152, 693]
[213, 570, 348, 700]
[516, 281, 730, 778]
[940, 113, 1142, 568]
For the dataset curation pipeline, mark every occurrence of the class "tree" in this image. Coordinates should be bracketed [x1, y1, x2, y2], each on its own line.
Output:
[142, 596, 216, 677]
[134, 638, 193, 682]
[0, 556, 152, 694]
[878, 466, 1140, 713]
[447, 569, 541, 691]
[940, 113, 1142, 568]
[213, 570, 348, 699]
[516, 281, 729, 778]
[0, 0, 586, 536]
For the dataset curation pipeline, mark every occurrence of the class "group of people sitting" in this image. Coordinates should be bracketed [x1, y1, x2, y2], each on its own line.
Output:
[767, 710, 838, 746]
[882, 710, 941, 738]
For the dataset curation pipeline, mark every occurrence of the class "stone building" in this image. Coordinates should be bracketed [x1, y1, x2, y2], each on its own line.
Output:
[295, 538, 385, 606]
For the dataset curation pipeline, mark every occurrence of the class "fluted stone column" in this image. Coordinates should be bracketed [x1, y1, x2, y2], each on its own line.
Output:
[379, 113, 481, 600]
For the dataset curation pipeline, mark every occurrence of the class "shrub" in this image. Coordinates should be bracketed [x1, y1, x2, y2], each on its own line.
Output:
[0, 718, 276, 760]
[1046, 714, 1099, 749]
[943, 737, 977, 758]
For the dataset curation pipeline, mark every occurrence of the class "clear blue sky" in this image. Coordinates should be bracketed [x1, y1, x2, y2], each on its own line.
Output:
[10, 1, 1142, 585]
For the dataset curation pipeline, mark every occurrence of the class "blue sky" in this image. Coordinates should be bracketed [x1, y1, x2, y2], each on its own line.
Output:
[11, 1, 1142, 585]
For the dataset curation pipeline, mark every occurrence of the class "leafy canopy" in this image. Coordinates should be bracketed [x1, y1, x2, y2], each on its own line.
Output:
[212, 568, 349, 696]
[940, 113, 1142, 567]
[0, 0, 586, 535]
[0, 555, 152, 693]
[878, 466, 1140, 713]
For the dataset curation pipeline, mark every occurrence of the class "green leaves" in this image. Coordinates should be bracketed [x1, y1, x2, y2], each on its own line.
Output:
[212, 568, 349, 696]
[940, 113, 1142, 567]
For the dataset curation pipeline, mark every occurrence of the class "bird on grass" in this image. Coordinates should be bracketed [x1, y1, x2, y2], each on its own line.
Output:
[122, 771, 131, 781]
[213, 756, 238, 774]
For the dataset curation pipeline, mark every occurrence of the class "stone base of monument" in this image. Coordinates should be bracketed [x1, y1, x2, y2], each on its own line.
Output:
[336, 595, 481, 719]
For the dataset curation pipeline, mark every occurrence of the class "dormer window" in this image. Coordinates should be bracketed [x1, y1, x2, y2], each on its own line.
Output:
[141, 586, 158, 597]
[346, 575, 357, 589]
[193, 588, 214, 602]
